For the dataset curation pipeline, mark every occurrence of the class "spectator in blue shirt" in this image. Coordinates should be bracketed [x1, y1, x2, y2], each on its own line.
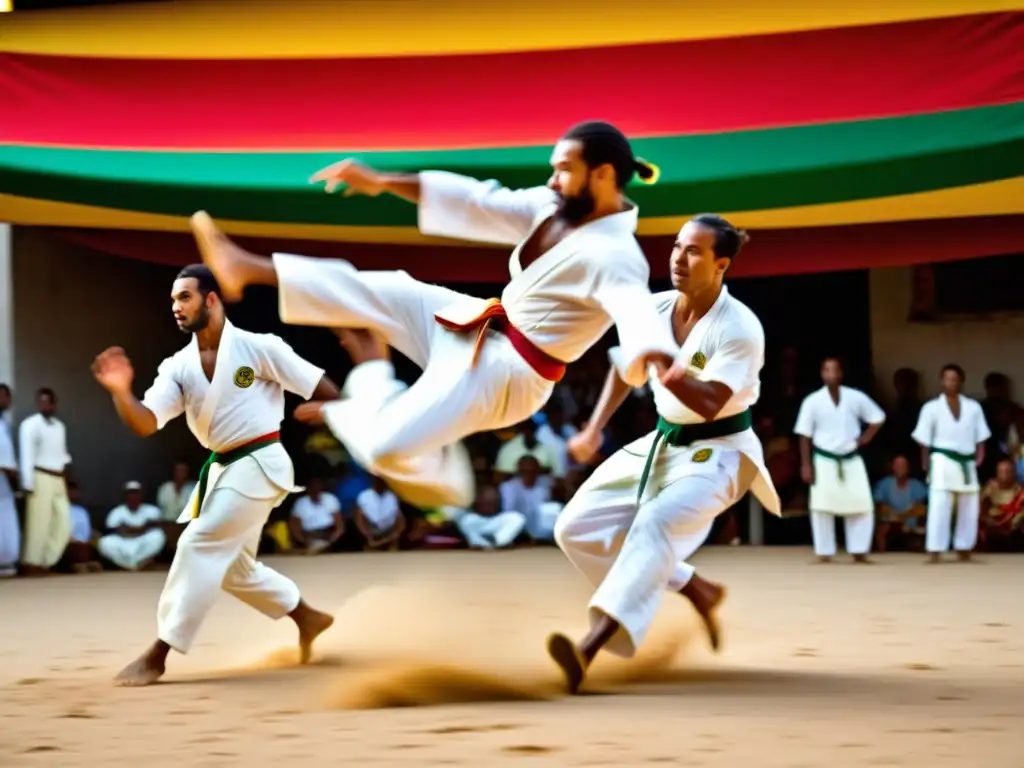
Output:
[874, 455, 928, 552]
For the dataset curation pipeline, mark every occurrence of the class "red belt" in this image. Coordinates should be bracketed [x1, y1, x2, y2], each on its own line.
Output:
[435, 300, 566, 383]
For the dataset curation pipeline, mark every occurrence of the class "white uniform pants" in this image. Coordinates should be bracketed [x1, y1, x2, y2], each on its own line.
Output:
[273, 253, 553, 509]
[555, 438, 747, 658]
[457, 511, 526, 549]
[157, 469, 300, 654]
[98, 528, 167, 570]
[809, 512, 874, 557]
[925, 488, 980, 553]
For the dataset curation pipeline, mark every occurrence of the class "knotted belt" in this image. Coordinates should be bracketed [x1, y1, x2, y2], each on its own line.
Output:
[192, 431, 281, 519]
[929, 446, 974, 484]
[434, 299, 566, 382]
[812, 446, 859, 482]
[636, 409, 752, 502]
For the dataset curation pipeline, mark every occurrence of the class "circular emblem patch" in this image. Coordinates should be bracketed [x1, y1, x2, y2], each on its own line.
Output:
[691, 448, 713, 463]
[690, 351, 707, 370]
[233, 366, 255, 388]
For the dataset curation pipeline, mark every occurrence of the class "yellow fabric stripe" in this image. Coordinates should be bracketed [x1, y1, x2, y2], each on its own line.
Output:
[2, 177, 1021, 243]
[3, 0, 1020, 58]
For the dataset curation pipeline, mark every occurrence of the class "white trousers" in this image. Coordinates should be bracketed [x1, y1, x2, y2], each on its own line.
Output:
[97, 529, 167, 570]
[0, 493, 19, 567]
[157, 465, 300, 654]
[22, 471, 71, 568]
[274, 253, 553, 509]
[555, 434, 747, 658]
[457, 511, 526, 549]
[925, 488, 980, 553]
[809, 511, 874, 557]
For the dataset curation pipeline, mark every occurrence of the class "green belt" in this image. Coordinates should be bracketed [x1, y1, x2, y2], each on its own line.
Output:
[192, 434, 281, 519]
[929, 446, 974, 484]
[812, 446, 859, 482]
[637, 409, 752, 503]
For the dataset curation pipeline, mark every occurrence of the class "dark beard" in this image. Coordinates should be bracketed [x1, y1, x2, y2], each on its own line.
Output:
[180, 304, 211, 334]
[555, 187, 596, 223]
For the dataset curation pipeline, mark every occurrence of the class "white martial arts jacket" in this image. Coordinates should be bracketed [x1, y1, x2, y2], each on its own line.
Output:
[616, 287, 781, 515]
[417, 171, 678, 386]
[911, 394, 990, 492]
[142, 320, 325, 519]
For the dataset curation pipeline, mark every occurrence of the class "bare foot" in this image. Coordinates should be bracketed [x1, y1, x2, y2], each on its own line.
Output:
[852, 554, 873, 564]
[291, 602, 335, 664]
[816, 556, 833, 564]
[679, 577, 727, 652]
[114, 641, 169, 687]
[190, 211, 251, 303]
[926, 553, 942, 564]
[546, 632, 587, 695]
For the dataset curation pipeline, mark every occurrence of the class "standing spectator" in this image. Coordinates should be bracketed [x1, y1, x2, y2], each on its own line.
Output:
[0, 405, 18, 578]
[0, 383, 12, 438]
[18, 387, 72, 576]
[156, 459, 195, 522]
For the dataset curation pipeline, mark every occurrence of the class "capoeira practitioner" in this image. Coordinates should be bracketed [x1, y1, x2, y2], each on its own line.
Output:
[911, 364, 990, 563]
[91, 265, 338, 686]
[794, 357, 886, 563]
[190, 121, 679, 511]
[547, 215, 781, 694]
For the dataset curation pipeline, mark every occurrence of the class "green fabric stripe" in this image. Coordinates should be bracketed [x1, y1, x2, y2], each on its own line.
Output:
[1, 104, 1021, 226]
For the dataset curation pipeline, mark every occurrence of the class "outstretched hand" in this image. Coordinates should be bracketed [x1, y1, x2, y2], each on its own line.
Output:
[92, 347, 135, 394]
[309, 158, 386, 196]
[294, 401, 326, 425]
[567, 427, 603, 465]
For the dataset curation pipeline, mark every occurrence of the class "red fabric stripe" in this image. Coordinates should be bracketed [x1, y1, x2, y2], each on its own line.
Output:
[2, 12, 1021, 150]
[50, 216, 1024, 281]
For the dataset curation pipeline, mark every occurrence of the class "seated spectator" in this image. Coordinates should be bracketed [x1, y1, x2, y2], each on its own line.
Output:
[289, 476, 344, 554]
[453, 485, 526, 550]
[979, 458, 1024, 551]
[334, 462, 371, 518]
[494, 419, 561, 481]
[66, 482, 101, 573]
[97, 481, 166, 571]
[156, 459, 195, 522]
[873, 455, 928, 552]
[536, 402, 577, 476]
[354, 476, 405, 551]
[155, 458, 194, 553]
[499, 455, 563, 542]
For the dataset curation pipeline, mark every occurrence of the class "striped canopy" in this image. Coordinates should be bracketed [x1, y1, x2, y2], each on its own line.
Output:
[1, 0, 1022, 280]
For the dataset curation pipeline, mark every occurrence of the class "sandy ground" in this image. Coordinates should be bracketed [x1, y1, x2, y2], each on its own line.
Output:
[0, 547, 1021, 767]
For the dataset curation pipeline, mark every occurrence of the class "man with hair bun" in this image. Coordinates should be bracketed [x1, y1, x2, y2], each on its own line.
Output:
[548, 215, 781, 694]
[190, 121, 678, 513]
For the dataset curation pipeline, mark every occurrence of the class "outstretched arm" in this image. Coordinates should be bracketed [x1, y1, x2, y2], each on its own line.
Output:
[309, 159, 555, 246]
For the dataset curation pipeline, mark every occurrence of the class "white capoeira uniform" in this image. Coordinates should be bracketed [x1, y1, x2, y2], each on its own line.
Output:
[794, 386, 886, 557]
[140, 319, 324, 654]
[273, 171, 678, 510]
[97, 502, 166, 570]
[911, 395, 990, 554]
[555, 287, 780, 658]
[0, 422, 19, 575]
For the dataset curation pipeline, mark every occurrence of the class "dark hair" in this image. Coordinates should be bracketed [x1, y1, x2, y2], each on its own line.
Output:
[691, 214, 750, 260]
[176, 264, 221, 299]
[36, 387, 56, 401]
[562, 121, 659, 189]
[0, 383, 9, 394]
[941, 363, 965, 381]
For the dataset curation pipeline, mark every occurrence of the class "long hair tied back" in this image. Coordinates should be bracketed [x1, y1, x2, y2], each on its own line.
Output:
[563, 120, 660, 187]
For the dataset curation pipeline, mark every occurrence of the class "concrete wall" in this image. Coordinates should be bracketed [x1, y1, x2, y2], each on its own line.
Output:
[11, 228, 205, 507]
[869, 266, 1024, 405]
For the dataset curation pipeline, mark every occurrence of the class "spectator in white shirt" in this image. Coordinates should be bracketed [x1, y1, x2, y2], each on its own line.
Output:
[499, 455, 563, 542]
[18, 387, 72, 576]
[355, 476, 405, 551]
[97, 481, 166, 571]
[454, 484, 526, 550]
[536, 402, 578, 477]
[289, 476, 344, 554]
[495, 419, 562, 481]
[66, 482, 101, 574]
[156, 459, 195, 522]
